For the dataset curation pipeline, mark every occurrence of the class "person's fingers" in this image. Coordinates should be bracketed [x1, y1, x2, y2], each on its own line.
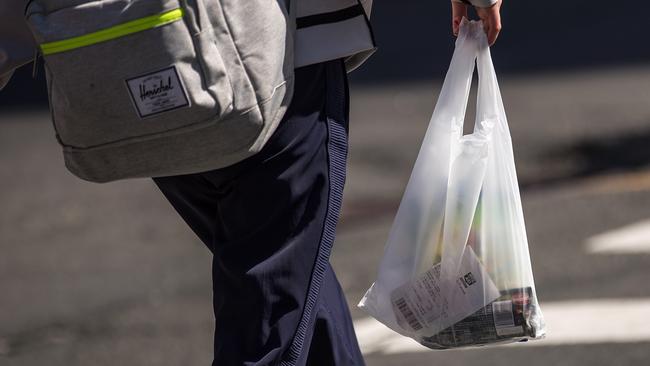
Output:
[452, 17, 462, 37]
[487, 15, 502, 45]
[451, 2, 468, 37]
[481, 18, 501, 45]
[477, 0, 502, 45]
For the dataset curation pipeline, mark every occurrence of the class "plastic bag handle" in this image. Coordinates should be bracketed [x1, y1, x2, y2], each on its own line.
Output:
[431, 18, 506, 135]
[428, 18, 480, 132]
[475, 23, 509, 136]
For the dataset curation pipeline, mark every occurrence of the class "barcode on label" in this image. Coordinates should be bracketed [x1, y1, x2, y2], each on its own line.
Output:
[492, 300, 515, 328]
[395, 297, 423, 331]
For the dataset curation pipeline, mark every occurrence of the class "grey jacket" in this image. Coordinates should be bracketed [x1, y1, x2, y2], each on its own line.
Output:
[0, 0, 376, 90]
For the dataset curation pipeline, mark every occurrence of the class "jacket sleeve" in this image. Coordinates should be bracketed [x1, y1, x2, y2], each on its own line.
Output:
[452, 0, 498, 8]
[0, 0, 37, 91]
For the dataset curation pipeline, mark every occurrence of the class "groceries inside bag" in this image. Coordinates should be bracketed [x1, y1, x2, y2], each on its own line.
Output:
[358, 19, 546, 349]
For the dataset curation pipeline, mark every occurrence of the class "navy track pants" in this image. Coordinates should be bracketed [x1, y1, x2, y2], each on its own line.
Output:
[152, 59, 365, 366]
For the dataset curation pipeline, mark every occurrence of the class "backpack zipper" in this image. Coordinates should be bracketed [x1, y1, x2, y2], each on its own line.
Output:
[40, 8, 185, 56]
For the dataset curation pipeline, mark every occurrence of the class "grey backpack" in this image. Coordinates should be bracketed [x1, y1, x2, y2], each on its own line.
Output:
[25, 0, 295, 182]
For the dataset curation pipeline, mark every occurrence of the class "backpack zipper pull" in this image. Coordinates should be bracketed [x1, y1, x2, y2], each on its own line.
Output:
[32, 48, 41, 79]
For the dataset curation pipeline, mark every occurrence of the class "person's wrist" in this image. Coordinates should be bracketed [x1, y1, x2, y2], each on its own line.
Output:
[452, 0, 498, 8]
[477, 0, 499, 8]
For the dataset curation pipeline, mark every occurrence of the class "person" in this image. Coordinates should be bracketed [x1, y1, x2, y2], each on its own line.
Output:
[0, 0, 502, 364]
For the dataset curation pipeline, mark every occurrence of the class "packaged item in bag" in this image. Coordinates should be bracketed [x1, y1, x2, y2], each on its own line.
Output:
[422, 287, 542, 349]
[358, 19, 546, 349]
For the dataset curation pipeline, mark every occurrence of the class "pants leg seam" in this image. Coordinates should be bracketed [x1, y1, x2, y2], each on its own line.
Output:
[279, 60, 348, 366]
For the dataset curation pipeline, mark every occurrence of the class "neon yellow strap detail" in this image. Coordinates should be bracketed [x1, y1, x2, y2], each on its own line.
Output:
[40, 8, 185, 55]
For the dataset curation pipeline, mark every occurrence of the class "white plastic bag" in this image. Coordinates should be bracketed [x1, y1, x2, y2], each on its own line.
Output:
[359, 19, 546, 349]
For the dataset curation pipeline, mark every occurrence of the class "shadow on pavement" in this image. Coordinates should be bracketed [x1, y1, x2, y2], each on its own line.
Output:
[522, 124, 650, 190]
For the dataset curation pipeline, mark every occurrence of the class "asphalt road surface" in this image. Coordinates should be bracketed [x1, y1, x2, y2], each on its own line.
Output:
[2, 64, 650, 365]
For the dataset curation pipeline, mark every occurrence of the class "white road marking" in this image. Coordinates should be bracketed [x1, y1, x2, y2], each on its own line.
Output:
[354, 298, 650, 355]
[586, 219, 650, 254]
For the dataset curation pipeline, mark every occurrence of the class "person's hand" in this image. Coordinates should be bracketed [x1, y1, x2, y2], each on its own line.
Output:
[452, 0, 503, 46]
[451, 1, 468, 38]
[476, 0, 502, 45]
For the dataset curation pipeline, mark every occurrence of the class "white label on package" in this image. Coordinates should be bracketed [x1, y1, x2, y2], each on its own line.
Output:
[390, 246, 500, 335]
[492, 300, 524, 336]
